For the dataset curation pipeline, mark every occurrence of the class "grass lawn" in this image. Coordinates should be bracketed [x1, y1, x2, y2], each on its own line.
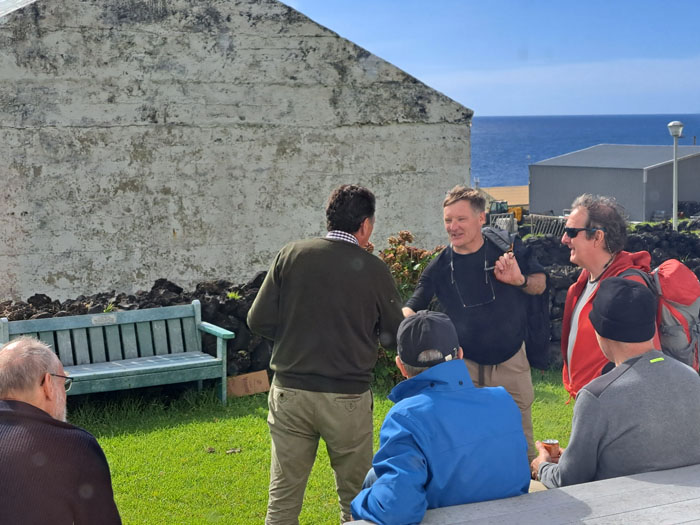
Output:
[69, 369, 573, 524]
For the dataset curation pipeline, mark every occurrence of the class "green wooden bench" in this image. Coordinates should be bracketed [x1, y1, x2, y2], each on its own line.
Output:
[0, 300, 234, 404]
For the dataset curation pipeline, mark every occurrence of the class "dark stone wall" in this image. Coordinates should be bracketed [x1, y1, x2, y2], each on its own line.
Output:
[4, 223, 700, 375]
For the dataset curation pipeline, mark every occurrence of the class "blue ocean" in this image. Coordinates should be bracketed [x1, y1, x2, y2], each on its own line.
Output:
[471, 114, 700, 187]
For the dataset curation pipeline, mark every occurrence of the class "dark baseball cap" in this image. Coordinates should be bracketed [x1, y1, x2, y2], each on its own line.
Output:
[397, 311, 460, 367]
[589, 277, 657, 343]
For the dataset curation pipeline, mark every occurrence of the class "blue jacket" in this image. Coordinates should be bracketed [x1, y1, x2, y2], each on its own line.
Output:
[351, 360, 529, 525]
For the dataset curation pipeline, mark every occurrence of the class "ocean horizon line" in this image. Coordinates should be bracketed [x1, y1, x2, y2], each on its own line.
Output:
[474, 112, 700, 119]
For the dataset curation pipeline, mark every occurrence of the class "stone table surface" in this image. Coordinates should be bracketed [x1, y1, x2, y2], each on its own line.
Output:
[349, 463, 700, 524]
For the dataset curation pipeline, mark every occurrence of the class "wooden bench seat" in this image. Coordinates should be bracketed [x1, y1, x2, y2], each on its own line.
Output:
[0, 300, 234, 404]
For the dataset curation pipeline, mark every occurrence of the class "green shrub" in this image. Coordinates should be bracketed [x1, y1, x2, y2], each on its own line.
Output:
[373, 231, 444, 389]
[378, 230, 444, 302]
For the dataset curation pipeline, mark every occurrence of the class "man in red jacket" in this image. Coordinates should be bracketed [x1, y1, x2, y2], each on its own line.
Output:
[560, 194, 657, 397]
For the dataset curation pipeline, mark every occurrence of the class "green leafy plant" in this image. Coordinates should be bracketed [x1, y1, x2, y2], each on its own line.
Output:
[373, 231, 444, 389]
[226, 291, 242, 301]
[103, 303, 115, 313]
[373, 345, 404, 390]
[378, 230, 444, 302]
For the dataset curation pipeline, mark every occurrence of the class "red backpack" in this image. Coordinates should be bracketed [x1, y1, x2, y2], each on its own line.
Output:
[621, 259, 700, 371]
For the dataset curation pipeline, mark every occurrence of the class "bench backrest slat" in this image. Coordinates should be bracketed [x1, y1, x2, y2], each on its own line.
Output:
[0, 318, 8, 343]
[105, 325, 123, 361]
[136, 322, 154, 357]
[55, 330, 74, 366]
[88, 326, 107, 363]
[152, 320, 169, 355]
[167, 319, 185, 354]
[73, 328, 91, 365]
[121, 324, 138, 359]
[182, 317, 201, 352]
[39, 331, 54, 349]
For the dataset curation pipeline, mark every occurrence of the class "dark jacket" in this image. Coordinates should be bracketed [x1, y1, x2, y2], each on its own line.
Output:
[406, 237, 544, 365]
[0, 399, 121, 525]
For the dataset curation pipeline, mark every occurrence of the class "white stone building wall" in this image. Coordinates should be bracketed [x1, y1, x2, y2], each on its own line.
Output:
[0, 0, 471, 300]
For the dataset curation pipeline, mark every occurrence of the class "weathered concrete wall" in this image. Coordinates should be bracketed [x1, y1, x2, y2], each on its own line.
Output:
[0, 0, 472, 300]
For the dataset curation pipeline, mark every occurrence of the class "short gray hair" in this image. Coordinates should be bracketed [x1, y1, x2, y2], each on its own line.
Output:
[571, 194, 628, 254]
[0, 337, 60, 397]
[400, 349, 446, 377]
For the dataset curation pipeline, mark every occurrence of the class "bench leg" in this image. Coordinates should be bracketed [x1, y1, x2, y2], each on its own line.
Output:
[219, 376, 227, 405]
[197, 380, 203, 392]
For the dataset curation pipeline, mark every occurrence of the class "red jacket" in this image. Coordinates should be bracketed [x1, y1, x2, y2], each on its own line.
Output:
[561, 251, 659, 397]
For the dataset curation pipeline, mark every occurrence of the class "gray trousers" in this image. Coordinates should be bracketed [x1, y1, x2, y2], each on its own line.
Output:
[265, 384, 373, 525]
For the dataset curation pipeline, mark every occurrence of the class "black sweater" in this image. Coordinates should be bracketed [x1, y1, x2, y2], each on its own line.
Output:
[0, 399, 121, 525]
[406, 238, 543, 365]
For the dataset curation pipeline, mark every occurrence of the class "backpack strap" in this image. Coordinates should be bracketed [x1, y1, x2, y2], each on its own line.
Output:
[481, 226, 516, 253]
[619, 267, 656, 292]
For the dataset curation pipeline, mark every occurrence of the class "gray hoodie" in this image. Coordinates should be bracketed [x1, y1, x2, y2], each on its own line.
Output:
[540, 350, 700, 487]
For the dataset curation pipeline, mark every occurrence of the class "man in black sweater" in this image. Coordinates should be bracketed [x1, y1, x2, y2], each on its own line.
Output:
[0, 337, 121, 525]
[248, 184, 403, 524]
[404, 186, 546, 461]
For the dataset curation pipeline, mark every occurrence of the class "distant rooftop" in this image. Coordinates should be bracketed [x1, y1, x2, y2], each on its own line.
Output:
[534, 144, 700, 170]
[0, 0, 37, 18]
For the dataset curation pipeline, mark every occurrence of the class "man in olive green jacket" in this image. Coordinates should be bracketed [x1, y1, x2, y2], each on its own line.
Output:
[248, 184, 403, 525]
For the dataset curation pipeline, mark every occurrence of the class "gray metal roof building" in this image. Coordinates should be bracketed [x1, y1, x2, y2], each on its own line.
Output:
[529, 144, 700, 221]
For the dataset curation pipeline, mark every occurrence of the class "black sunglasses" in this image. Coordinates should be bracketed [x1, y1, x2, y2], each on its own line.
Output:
[563, 227, 606, 239]
[41, 373, 73, 392]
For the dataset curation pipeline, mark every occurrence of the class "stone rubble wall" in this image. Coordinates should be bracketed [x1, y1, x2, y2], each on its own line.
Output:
[4, 224, 700, 376]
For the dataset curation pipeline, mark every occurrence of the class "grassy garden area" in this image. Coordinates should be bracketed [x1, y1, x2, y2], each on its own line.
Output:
[70, 369, 573, 524]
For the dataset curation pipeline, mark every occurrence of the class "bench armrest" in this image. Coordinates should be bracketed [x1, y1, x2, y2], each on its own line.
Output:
[199, 322, 236, 340]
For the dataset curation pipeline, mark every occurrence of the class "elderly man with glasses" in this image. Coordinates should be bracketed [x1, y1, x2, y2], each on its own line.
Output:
[404, 185, 546, 461]
[0, 336, 121, 524]
[560, 194, 657, 399]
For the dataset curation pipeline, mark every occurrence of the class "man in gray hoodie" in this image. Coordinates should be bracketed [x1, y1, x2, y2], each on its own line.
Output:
[531, 277, 700, 488]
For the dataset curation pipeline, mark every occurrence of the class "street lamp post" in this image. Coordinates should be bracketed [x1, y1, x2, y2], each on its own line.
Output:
[668, 120, 684, 231]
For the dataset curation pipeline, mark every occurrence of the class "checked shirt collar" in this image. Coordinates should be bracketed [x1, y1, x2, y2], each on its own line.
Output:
[326, 230, 359, 246]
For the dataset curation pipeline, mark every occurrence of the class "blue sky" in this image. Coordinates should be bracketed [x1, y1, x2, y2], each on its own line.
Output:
[283, 1, 700, 117]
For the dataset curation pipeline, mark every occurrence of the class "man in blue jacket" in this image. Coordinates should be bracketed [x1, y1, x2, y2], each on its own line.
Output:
[351, 311, 530, 525]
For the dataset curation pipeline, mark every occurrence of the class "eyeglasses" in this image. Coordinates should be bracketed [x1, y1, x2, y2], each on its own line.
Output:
[41, 373, 73, 392]
[450, 247, 496, 309]
[563, 227, 606, 239]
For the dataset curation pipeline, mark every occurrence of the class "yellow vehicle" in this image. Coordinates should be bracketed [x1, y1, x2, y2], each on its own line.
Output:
[488, 200, 524, 223]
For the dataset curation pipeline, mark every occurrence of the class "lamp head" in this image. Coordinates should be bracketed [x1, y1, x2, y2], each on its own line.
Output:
[668, 121, 684, 138]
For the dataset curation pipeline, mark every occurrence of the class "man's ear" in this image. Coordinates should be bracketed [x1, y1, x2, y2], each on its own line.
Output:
[40, 372, 58, 403]
[457, 347, 464, 360]
[395, 355, 409, 379]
